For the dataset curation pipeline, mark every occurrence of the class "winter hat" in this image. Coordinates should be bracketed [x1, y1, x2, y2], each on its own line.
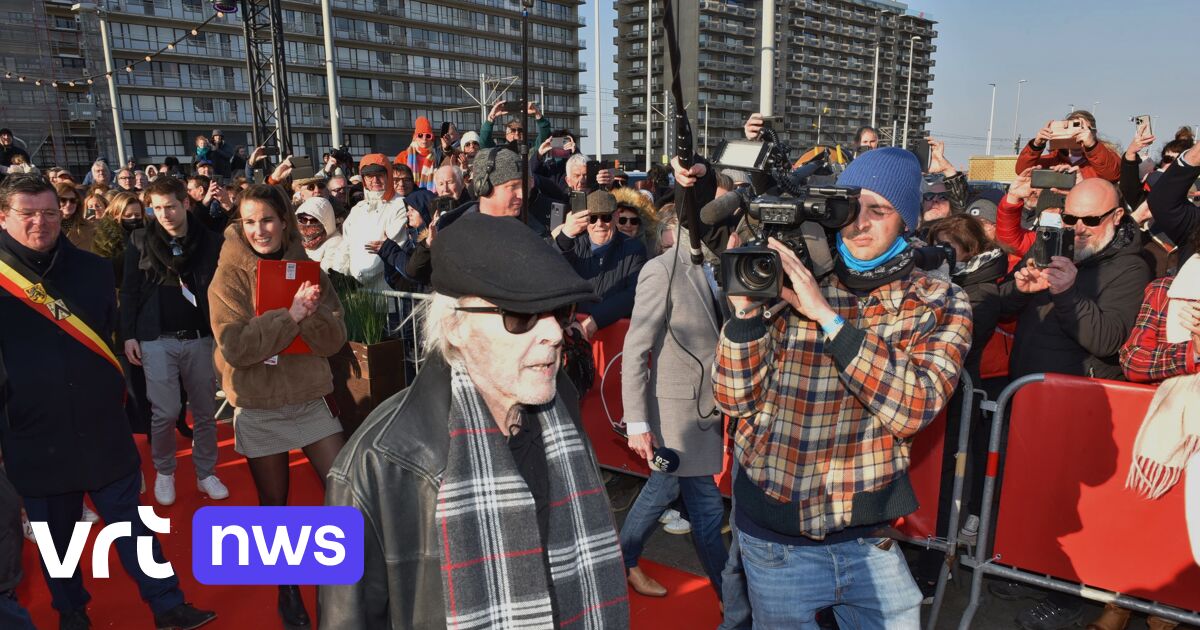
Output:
[471, 147, 522, 191]
[837, 147, 922, 230]
[460, 131, 481, 146]
[413, 116, 434, 138]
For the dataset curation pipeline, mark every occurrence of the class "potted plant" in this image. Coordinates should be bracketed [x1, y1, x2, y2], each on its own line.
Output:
[328, 286, 406, 436]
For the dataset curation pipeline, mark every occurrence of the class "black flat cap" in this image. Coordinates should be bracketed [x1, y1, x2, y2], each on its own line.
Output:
[432, 212, 596, 313]
[360, 163, 387, 176]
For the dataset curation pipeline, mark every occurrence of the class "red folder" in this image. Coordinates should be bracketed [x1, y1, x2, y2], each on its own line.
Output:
[255, 259, 320, 355]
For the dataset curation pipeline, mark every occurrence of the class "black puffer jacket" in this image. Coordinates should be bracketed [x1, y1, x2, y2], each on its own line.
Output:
[1001, 219, 1152, 380]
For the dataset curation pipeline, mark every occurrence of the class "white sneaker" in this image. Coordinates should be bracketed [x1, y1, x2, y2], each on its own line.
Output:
[658, 508, 682, 525]
[154, 473, 176, 506]
[197, 475, 229, 500]
[81, 504, 100, 523]
[663, 516, 692, 535]
[960, 514, 980, 544]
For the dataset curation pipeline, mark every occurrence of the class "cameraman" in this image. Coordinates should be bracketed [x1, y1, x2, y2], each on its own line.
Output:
[703, 143, 972, 627]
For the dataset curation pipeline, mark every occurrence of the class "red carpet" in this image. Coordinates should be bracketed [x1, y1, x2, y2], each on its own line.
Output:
[17, 422, 722, 629]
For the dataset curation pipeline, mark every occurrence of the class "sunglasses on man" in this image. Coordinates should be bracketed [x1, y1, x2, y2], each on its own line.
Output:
[1061, 207, 1118, 228]
[454, 304, 576, 335]
[588, 213, 613, 224]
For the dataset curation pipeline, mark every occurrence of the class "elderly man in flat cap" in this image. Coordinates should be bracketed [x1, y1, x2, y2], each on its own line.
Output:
[321, 212, 630, 630]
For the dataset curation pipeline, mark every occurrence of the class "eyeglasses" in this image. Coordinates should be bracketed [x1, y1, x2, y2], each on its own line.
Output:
[923, 193, 948, 202]
[454, 304, 576, 335]
[588, 213, 613, 224]
[1061, 207, 1118, 227]
[329, 187, 346, 194]
[303, 182, 325, 191]
[617, 216, 641, 226]
[297, 215, 321, 225]
[507, 127, 524, 134]
[11, 208, 62, 220]
[416, 133, 434, 140]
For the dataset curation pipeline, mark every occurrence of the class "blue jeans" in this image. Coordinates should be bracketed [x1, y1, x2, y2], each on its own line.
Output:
[718, 457, 752, 630]
[0, 591, 35, 629]
[737, 529, 922, 629]
[22, 469, 185, 616]
[618, 471, 728, 594]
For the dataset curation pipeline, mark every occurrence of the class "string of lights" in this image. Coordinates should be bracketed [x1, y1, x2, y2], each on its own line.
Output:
[1, 10, 228, 90]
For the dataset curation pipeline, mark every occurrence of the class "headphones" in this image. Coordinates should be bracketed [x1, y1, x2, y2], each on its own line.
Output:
[472, 146, 504, 198]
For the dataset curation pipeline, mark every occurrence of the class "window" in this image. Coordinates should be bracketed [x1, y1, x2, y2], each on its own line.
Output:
[145, 130, 184, 158]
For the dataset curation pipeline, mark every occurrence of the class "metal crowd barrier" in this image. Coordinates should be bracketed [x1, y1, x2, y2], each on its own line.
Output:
[957, 373, 1200, 629]
[376, 290, 431, 373]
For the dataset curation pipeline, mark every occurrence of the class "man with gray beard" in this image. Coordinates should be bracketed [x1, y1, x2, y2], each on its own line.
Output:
[1000, 178, 1153, 381]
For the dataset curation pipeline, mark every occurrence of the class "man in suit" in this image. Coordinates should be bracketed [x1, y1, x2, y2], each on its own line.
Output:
[618, 226, 728, 600]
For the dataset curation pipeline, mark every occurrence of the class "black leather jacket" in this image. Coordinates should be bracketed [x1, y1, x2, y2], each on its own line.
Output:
[319, 353, 593, 629]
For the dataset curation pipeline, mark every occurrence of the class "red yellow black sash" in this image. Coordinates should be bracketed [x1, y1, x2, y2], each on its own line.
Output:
[0, 253, 123, 374]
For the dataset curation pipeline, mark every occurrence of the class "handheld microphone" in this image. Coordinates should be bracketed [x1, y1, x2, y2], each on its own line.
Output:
[699, 188, 751, 225]
[649, 447, 681, 473]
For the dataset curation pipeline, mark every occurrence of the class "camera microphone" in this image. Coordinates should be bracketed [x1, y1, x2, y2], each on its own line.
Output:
[700, 187, 753, 225]
[649, 447, 680, 473]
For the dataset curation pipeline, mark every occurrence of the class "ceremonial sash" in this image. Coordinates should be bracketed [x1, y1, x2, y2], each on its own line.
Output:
[0, 249, 123, 374]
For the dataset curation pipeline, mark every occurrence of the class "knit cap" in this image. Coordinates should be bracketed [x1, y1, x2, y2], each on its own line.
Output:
[838, 147, 923, 230]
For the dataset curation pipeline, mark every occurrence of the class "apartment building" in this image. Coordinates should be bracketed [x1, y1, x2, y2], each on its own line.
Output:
[613, 0, 936, 165]
[0, 0, 586, 174]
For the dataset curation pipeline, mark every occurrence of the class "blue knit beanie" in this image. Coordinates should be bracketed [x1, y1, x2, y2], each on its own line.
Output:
[837, 147, 923, 231]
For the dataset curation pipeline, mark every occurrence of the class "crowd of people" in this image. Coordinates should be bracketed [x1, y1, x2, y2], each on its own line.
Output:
[0, 100, 1196, 630]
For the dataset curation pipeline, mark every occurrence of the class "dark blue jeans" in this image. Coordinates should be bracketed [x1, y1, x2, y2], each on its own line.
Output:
[618, 471, 728, 594]
[22, 469, 184, 616]
[0, 590, 35, 629]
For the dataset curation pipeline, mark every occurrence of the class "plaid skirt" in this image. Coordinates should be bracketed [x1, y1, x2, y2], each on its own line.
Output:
[232, 398, 342, 458]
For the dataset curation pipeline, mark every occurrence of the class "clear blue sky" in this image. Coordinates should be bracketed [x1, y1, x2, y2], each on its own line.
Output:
[581, 0, 1198, 167]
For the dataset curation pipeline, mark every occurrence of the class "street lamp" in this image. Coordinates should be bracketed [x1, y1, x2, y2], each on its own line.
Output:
[901, 35, 920, 149]
[72, 2, 126, 166]
[1012, 79, 1027, 153]
[985, 83, 997, 156]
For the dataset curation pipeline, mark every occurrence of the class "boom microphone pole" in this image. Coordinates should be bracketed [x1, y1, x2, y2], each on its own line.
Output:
[519, 0, 533, 225]
[662, 0, 704, 265]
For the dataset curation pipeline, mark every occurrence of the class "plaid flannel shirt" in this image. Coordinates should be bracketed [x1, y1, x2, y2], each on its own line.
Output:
[1120, 277, 1199, 383]
[713, 270, 972, 538]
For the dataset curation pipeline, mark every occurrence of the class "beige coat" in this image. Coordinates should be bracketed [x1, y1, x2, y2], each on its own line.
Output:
[208, 224, 347, 410]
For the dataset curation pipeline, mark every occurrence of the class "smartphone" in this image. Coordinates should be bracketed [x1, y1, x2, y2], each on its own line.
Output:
[1047, 119, 1084, 151]
[431, 195, 455, 216]
[1133, 115, 1152, 138]
[586, 160, 611, 190]
[569, 190, 588, 213]
[551, 137, 568, 150]
[550, 201, 567, 232]
[502, 99, 524, 115]
[1032, 215, 1075, 268]
[289, 156, 315, 181]
[910, 141, 930, 173]
[1031, 169, 1076, 190]
[261, 146, 280, 156]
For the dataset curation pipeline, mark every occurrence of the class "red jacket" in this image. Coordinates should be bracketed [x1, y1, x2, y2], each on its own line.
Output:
[1015, 140, 1121, 182]
[996, 194, 1035, 268]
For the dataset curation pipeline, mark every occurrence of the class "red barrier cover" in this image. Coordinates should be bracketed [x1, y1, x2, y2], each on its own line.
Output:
[993, 374, 1200, 612]
[894, 409, 947, 540]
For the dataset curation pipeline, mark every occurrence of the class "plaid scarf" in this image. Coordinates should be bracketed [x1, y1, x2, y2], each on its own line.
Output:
[436, 365, 628, 629]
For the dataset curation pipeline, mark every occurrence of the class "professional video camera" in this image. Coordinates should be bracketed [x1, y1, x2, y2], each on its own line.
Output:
[706, 119, 861, 299]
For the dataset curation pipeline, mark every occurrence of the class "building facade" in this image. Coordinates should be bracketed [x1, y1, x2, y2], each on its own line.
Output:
[613, 0, 936, 166]
[0, 0, 585, 175]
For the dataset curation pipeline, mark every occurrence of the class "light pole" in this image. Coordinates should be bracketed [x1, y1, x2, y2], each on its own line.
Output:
[644, 0, 651, 171]
[901, 35, 919, 149]
[1012, 79, 1026, 153]
[72, 2, 126, 166]
[320, 0, 341, 148]
[985, 82, 996, 156]
[593, 0, 601, 158]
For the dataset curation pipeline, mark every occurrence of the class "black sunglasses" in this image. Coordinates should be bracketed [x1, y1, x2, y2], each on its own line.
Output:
[1061, 207, 1118, 227]
[588, 213, 613, 224]
[455, 304, 576, 335]
[923, 192, 948, 202]
[617, 216, 641, 226]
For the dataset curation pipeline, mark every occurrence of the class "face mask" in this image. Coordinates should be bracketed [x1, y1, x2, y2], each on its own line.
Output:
[121, 217, 144, 232]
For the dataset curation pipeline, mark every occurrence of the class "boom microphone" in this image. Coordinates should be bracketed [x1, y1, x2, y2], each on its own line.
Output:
[699, 188, 752, 225]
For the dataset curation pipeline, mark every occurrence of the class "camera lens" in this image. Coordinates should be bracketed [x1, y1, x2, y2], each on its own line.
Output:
[736, 253, 777, 292]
